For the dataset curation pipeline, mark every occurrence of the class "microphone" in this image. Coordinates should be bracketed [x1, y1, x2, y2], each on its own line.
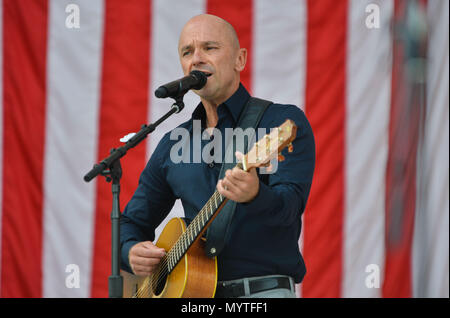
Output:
[155, 70, 207, 99]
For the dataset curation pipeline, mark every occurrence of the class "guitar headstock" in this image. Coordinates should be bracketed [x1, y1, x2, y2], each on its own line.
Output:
[242, 119, 297, 171]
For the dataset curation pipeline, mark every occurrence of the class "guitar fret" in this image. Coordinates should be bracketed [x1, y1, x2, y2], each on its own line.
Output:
[181, 235, 186, 252]
[167, 254, 171, 271]
[173, 246, 178, 264]
[214, 193, 218, 209]
[191, 222, 196, 239]
[177, 241, 182, 259]
[168, 253, 173, 271]
[192, 225, 196, 241]
[172, 252, 176, 270]
[208, 201, 212, 216]
[183, 231, 189, 248]
[199, 212, 205, 229]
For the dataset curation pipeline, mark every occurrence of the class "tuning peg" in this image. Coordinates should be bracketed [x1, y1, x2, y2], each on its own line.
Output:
[278, 153, 285, 162]
[288, 142, 294, 153]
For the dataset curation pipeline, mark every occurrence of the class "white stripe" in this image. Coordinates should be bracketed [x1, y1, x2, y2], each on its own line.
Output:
[149, 0, 205, 240]
[0, 0, 3, 294]
[413, 0, 449, 298]
[343, 0, 393, 297]
[252, 0, 306, 110]
[43, 0, 104, 297]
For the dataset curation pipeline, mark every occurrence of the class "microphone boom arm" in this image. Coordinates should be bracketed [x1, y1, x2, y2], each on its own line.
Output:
[83, 98, 184, 182]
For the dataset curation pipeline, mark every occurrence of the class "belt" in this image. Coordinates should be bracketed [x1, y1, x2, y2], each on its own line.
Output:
[215, 275, 293, 298]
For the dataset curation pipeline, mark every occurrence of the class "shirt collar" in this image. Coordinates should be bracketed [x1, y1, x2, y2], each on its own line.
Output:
[192, 83, 251, 125]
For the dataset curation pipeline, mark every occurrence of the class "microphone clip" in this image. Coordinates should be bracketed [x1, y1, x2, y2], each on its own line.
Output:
[171, 97, 185, 114]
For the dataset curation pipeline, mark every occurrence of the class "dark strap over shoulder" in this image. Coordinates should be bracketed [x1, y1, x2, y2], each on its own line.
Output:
[205, 97, 273, 258]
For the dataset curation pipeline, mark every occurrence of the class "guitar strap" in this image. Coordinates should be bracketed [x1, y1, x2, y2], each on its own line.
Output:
[205, 96, 273, 258]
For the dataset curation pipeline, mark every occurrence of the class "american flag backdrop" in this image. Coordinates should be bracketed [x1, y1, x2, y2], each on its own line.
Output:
[0, 0, 448, 298]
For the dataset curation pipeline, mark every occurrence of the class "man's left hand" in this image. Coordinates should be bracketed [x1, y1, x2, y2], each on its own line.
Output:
[217, 152, 259, 203]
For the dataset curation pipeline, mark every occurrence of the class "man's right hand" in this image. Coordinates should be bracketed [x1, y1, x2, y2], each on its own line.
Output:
[128, 241, 166, 276]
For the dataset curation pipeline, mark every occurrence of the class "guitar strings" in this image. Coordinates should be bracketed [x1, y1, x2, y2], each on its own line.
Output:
[134, 160, 247, 296]
[133, 190, 225, 297]
[133, 161, 246, 297]
[136, 191, 223, 297]
[134, 191, 224, 298]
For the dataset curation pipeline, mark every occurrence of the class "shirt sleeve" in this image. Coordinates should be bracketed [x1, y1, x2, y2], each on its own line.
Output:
[242, 105, 315, 227]
[120, 134, 177, 272]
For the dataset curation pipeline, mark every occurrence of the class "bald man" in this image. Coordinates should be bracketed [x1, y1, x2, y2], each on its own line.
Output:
[178, 15, 258, 203]
[120, 14, 315, 298]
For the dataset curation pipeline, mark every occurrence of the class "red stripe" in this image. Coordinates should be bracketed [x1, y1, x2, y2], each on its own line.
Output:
[382, 0, 426, 298]
[206, 0, 253, 93]
[91, 0, 151, 297]
[1, 0, 48, 297]
[301, 0, 347, 297]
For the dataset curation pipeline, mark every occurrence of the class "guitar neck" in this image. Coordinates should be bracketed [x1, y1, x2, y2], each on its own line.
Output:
[163, 162, 244, 274]
[164, 190, 227, 273]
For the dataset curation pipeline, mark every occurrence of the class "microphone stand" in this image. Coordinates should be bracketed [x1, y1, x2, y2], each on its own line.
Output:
[83, 97, 185, 298]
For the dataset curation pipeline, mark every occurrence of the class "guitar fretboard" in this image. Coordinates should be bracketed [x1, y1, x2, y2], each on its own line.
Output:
[165, 190, 227, 273]
[157, 161, 243, 275]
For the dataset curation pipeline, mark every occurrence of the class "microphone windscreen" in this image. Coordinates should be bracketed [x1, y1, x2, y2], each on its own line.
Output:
[154, 86, 168, 98]
[190, 70, 207, 90]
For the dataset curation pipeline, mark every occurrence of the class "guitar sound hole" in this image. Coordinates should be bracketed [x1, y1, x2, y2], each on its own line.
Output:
[152, 271, 168, 296]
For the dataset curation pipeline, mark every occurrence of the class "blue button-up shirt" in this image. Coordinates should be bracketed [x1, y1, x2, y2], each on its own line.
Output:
[120, 84, 315, 283]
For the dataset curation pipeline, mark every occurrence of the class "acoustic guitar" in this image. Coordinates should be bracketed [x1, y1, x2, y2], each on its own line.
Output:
[121, 119, 297, 298]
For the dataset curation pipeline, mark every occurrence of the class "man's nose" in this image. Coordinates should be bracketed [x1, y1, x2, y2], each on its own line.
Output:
[192, 49, 206, 66]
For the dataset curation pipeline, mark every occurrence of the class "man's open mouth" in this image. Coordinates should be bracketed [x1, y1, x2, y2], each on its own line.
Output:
[197, 71, 212, 77]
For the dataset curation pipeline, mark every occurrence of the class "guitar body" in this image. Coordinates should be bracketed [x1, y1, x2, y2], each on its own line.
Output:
[121, 217, 218, 298]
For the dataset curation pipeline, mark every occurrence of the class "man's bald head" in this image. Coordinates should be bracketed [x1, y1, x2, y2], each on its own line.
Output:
[177, 14, 247, 105]
[179, 14, 240, 54]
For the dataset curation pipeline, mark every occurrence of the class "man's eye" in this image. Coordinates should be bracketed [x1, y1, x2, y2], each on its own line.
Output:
[182, 51, 191, 57]
[206, 47, 217, 51]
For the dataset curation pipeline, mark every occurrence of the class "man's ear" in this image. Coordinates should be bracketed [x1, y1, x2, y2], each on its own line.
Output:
[235, 48, 247, 72]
